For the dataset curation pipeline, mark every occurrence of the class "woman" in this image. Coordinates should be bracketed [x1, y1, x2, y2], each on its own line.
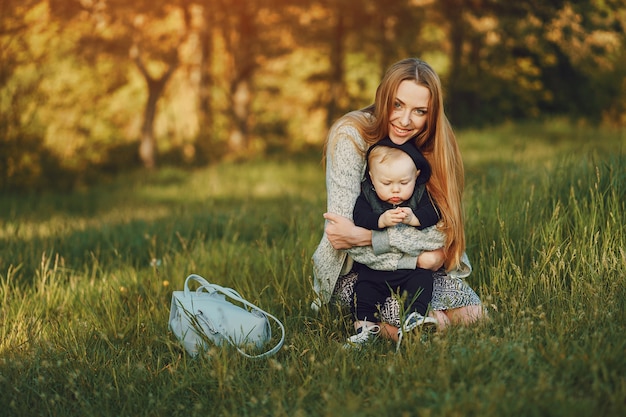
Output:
[311, 58, 483, 340]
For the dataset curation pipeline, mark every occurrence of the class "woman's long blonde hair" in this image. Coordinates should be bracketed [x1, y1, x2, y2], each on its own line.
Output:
[338, 58, 465, 271]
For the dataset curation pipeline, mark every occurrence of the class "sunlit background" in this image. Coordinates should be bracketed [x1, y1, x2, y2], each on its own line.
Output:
[2, 0, 625, 190]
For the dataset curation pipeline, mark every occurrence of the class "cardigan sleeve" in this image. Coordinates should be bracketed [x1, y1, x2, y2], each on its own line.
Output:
[325, 123, 367, 220]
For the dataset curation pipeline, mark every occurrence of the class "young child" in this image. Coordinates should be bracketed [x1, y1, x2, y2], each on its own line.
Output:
[347, 137, 440, 348]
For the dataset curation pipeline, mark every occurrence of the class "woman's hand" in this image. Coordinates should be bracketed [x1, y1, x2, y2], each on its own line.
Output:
[323, 212, 372, 250]
[417, 248, 445, 271]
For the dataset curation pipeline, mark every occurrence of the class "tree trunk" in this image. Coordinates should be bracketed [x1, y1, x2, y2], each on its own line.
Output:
[133, 50, 178, 169]
[441, 0, 466, 123]
[379, 16, 395, 77]
[326, 11, 345, 128]
[139, 81, 161, 169]
[196, 3, 214, 163]
[225, 0, 255, 155]
[228, 78, 250, 154]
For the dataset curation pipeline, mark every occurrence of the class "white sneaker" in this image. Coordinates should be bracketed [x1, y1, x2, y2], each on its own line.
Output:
[343, 324, 381, 349]
[396, 312, 437, 351]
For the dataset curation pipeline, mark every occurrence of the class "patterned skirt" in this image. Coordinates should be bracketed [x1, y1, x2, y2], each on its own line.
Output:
[331, 269, 481, 327]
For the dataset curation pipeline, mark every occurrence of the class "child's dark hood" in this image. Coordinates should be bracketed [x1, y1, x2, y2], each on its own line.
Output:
[365, 137, 431, 185]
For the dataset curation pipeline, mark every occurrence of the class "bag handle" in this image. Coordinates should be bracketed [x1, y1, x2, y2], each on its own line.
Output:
[184, 274, 286, 359]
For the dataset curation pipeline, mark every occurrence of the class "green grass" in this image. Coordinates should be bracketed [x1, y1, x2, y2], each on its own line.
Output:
[1, 121, 625, 416]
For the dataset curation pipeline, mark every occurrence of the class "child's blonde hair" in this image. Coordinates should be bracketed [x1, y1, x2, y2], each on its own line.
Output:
[368, 146, 414, 172]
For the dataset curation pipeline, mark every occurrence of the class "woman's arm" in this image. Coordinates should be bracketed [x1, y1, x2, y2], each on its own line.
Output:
[323, 212, 372, 249]
[325, 213, 446, 271]
[386, 225, 471, 275]
[384, 225, 446, 256]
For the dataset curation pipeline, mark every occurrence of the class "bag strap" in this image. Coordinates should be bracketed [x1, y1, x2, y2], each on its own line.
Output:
[184, 274, 286, 359]
[185, 274, 243, 299]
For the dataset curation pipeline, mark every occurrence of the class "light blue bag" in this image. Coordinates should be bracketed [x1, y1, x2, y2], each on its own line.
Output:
[169, 274, 285, 358]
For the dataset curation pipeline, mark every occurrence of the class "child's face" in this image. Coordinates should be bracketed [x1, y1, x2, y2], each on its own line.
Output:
[369, 154, 418, 206]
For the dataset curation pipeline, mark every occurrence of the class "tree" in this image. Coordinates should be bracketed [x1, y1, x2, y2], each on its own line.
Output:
[194, 1, 215, 163]
[197, 0, 295, 156]
[432, 0, 626, 125]
[126, 7, 189, 168]
[0, 0, 59, 190]
[288, 0, 429, 128]
[49, 0, 192, 168]
[217, 0, 257, 155]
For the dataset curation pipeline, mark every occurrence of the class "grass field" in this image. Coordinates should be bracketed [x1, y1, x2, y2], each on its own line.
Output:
[1, 120, 625, 416]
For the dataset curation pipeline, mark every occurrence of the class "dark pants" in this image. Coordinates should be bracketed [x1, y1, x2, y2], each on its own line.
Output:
[351, 263, 433, 322]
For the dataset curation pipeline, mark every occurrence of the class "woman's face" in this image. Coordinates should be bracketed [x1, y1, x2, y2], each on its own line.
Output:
[388, 80, 430, 145]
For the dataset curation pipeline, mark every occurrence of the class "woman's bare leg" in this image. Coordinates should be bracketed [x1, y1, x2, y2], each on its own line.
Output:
[442, 304, 484, 326]
[432, 310, 451, 331]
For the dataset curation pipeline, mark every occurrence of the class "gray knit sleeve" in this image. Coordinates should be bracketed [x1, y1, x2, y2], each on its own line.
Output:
[371, 230, 391, 255]
[357, 224, 444, 271]
[387, 225, 473, 277]
[387, 224, 446, 256]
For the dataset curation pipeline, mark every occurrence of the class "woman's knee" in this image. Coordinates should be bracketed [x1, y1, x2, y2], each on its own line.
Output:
[431, 310, 450, 331]
[446, 304, 484, 325]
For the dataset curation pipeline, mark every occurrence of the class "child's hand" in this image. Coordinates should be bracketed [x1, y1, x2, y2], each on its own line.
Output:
[378, 208, 407, 228]
[399, 207, 420, 227]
